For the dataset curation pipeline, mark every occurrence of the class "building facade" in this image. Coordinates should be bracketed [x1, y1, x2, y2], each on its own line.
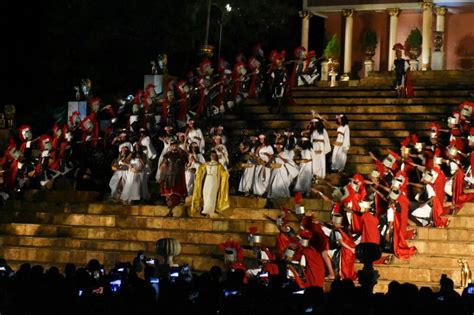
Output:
[300, 0, 474, 78]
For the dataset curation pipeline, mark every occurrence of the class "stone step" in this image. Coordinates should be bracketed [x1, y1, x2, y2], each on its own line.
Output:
[459, 203, 474, 216]
[292, 90, 471, 98]
[219, 113, 445, 123]
[223, 120, 434, 131]
[0, 235, 252, 260]
[444, 214, 474, 228]
[408, 239, 474, 257]
[0, 210, 329, 233]
[243, 104, 457, 115]
[392, 254, 474, 269]
[290, 97, 463, 105]
[8, 193, 328, 212]
[416, 226, 474, 242]
[4, 201, 331, 222]
[0, 223, 279, 247]
[22, 190, 104, 203]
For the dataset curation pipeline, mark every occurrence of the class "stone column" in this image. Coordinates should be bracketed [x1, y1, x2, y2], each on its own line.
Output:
[421, 0, 434, 71]
[387, 8, 401, 71]
[299, 11, 313, 51]
[341, 9, 354, 81]
[432, 6, 447, 70]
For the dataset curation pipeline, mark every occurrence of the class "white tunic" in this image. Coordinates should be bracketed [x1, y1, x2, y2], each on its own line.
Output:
[294, 149, 316, 196]
[311, 129, 331, 179]
[238, 148, 256, 194]
[252, 145, 274, 196]
[155, 136, 173, 181]
[331, 125, 350, 172]
[186, 128, 205, 153]
[267, 151, 299, 199]
[109, 160, 128, 199]
[121, 158, 144, 202]
[185, 153, 205, 195]
[214, 144, 229, 168]
[140, 136, 157, 160]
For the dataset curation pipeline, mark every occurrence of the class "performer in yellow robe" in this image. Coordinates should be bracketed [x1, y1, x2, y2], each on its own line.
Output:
[191, 151, 230, 216]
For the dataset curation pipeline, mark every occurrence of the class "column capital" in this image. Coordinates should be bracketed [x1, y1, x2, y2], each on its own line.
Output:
[435, 6, 448, 16]
[342, 9, 354, 18]
[299, 10, 313, 20]
[387, 8, 401, 17]
[421, 1, 434, 11]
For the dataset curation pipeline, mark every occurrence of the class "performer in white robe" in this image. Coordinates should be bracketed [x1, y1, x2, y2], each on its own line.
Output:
[139, 129, 156, 201]
[185, 119, 205, 153]
[310, 118, 331, 180]
[212, 136, 229, 169]
[185, 143, 205, 195]
[155, 126, 175, 181]
[331, 114, 350, 172]
[252, 135, 274, 196]
[121, 154, 145, 204]
[267, 143, 299, 199]
[238, 141, 256, 196]
[294, 138, 318, 197]
[109, 142, 132, 200]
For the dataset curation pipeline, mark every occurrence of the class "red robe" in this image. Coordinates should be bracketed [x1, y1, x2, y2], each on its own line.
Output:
[302, 217, 329, 253]
[393, 194, 417, 259]
[452, 168, 474, 212]
[337, 228, 357, 281]
[361, 212, 380, 244]
[431, 168, 448, 215]
[301, 246, 325, 287]
[425, 182, 448, 228]
[275, 232, 292, 260]
[1, 152, 19, 189]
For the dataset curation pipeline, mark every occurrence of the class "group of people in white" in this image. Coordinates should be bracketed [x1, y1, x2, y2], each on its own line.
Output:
[108, 119, 230, 206]
[107, 112, 350, 208]
[238, 112, 350, 198]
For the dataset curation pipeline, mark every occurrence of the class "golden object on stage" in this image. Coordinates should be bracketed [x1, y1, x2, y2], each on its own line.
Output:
[458, 258, 472, 289]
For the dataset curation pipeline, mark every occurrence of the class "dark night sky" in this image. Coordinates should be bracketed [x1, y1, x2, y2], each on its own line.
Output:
[2, 0, 324, 131]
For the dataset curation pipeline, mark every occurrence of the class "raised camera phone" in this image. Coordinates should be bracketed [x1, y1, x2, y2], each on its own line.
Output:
[110, 279, 122, 292]
[224, 290, 240, 298]
[149, 277, 159, 284]
[146, 259, 155, 265]
[467, 285, 474, 295]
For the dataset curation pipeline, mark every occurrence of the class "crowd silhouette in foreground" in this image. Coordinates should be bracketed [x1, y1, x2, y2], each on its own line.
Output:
[0, 256, 473, 315]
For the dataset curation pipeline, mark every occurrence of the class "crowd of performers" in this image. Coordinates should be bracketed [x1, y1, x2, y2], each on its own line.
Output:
[217, 99, 474, 289]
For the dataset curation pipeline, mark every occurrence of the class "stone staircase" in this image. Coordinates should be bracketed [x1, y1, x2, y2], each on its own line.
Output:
[0, 190, 472, 293]
[216, 70, 473, 175]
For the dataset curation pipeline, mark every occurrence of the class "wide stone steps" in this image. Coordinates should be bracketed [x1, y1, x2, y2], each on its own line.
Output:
[222, 120, 436, 131]
[220, 114, 446, 123]
[292, 89, 471, 98]
[3, 189, 474, 293]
